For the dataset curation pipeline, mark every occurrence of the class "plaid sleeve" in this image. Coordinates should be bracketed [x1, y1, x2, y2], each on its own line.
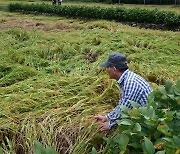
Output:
[105, 103, 123, 120]
[108, 120, 117, 129]
[105, 81, 139, 129]
[105, 98, 128, 129]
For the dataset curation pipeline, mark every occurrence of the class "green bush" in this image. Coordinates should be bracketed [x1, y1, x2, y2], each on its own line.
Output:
[93, 80, 180, 153]
[8, 3, 180, 28]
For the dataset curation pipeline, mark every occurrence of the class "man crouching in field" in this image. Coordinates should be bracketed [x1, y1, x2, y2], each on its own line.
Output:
[95, 53, 152, 131]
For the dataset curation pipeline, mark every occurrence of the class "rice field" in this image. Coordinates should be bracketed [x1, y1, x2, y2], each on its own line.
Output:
[0, 0, 180, 153]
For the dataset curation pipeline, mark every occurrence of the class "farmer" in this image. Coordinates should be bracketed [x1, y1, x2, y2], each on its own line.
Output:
[58, 0, 62, 5]
[52, 0, 56, 5]
[95, 53, 152, 131]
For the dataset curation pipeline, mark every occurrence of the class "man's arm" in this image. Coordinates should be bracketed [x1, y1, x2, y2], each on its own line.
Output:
[105, 98, 131, 129]
[106, 81, 139, 129]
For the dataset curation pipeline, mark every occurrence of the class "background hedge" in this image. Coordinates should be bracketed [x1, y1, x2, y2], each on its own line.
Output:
[9, 3, 180, 28]
[42, 0, 180, 4]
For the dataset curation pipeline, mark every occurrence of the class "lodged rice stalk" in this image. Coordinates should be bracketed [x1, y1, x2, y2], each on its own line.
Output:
[0, 74, 119, 153]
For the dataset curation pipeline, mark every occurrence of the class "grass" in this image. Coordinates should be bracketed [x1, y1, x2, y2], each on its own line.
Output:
[0, 0, 180, 153]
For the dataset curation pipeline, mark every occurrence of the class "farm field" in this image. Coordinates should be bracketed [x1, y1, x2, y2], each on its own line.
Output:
[0, 0, 180, 153]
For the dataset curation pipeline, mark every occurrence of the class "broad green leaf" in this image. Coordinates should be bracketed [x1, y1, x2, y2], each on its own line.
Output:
[118, 134, 129, 151]
[174, 86, 180, 96]
[115, 110, 129, 118]
[133, 123, 141, 132]
[165, 111, 175, 121]
[116, 119, 133, 126]
[162, 137, 173, 143]
[158, 87, 166, 95]
[143, 137, 155, 154]
[164, 141, 176, 148]
[162, 137, 176, 149]
[148, 93, 154, 103]
[176, 112, 180, 118]
[164, 146, 176, 154]
[121, 114, 129, 118]
[155, 151, 165, 154]
[91, 147, 98, 154]
[45, 146, 58, 154]
[129, 100, 140, 108]
[137, 131, 147, 137]
[147, 93, 156, 108]
[0, 149, 3, 154]
[120, 105, 129, 113]
[157, 123, 171, 136]
[141, 106, 156, 120]
[173, 136, 180, 148]
[175, 80, 180, 91]
[167, 94, 175, 100]
[122, 130, 131, 135]
[147, 106, 155, 118]
[128, 142, 141, 149]
[144, 119, 158, 127]
[113, 134, 121, 144]
[165, 80, 173, 93]
[140, 107, 148, 116]
[165, 111, 175, 118]
[127, 109, 141, 119]
[34, 140, 46, 154]
[111, 147, 120, 154]
[103, 137, 110, 144]
[175, 96, 180, 105]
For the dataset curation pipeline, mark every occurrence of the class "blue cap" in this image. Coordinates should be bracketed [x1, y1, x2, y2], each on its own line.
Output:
[100, 53, 128, 69]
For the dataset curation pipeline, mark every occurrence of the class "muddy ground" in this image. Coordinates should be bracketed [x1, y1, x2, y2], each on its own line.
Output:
[0, 17, 82, 32]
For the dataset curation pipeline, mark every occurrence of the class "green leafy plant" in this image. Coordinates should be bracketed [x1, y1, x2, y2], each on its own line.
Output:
[34, 140, 58, 154]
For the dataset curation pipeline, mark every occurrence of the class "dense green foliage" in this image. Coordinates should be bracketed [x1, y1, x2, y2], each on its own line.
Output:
[93, 80, 180, 153]
[43, 0, 179, 5]
[8, 3, 180, 28]
[116, 0, 179, 4]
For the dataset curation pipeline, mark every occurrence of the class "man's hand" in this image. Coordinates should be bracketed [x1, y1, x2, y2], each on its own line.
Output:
[99, 122, 110, 131]
[95, 115, 110, 131]
[95, 115, 106, 123]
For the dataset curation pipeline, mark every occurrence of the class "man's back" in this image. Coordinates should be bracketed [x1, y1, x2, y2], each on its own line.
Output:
[118, 69, 152, 107]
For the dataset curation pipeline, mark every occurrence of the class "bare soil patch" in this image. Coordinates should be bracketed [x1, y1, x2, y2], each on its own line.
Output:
[0, 17, 79, 32]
